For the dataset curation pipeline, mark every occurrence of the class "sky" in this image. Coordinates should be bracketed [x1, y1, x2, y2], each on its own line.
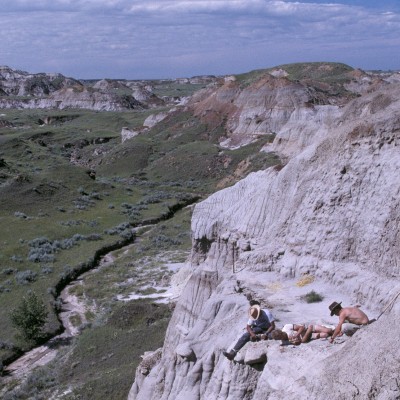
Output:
[1, 0, 399, 80]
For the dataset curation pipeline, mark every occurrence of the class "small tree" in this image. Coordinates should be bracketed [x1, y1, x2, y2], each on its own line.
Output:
[10, 291, 48, 344]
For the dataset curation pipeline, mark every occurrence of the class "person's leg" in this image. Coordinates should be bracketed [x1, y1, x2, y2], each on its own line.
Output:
[223, 331, 251, 360]
[310, 332, 330, 339]
[341, 323, 361, 336]
[301, 325, 314, 343]
[314, 324, 333, 336]
[224, 327, 269, 361]
[316, 332, 329, 339]
[233, 332, 251, 352]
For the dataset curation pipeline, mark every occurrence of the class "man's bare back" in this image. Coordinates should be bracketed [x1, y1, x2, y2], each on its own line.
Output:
[341, 306, 369, 325]
[329, 302, 370, 342]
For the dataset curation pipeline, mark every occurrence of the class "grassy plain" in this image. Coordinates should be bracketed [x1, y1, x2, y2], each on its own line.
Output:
[0, 77, 280, 398]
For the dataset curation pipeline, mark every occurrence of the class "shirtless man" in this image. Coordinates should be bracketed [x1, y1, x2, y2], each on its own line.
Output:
[329, 301, 369, 343]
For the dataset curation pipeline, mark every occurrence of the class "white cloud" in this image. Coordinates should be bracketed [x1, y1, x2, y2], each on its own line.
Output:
[0, 1, 399, 78]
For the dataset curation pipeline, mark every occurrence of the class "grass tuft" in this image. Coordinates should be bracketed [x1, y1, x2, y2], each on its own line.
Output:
[301, 290, 324, 303]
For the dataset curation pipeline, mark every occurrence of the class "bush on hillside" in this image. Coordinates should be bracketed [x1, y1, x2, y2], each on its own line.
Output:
[15, 270, 38, 285]
[41, 265, 53, 275]
[301, 290, 324, 303]
[9, 291, 49, 344]
[2, 268, 17, 275]
[3, 364, 57, 399]
[105, 222, 133, 239]
[10, 255, 24, 263]
[28, 234, 103, 262]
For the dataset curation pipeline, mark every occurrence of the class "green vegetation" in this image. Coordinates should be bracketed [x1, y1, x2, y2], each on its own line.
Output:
[2, 300, 171, 400]
[150, 81, 208, 98]
[9, 291, 48, 344]
[235, 62, 356, 102]
[302, 290, 324, 303]
[59, 300, 172, 400]
[0, 75, 282, 398]
[236, 62, 354, 86]
[235, 68, 271, 87]
[2, 364, 58, 400]
[270, 62, 354, 83]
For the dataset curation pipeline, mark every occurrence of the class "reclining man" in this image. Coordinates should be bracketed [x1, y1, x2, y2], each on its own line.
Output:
[223, 300, 275, 360]
[271, 323, 333, 345]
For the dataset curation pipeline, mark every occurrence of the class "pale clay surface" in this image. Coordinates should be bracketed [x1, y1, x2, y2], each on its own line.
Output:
[129, 77, 400, 399]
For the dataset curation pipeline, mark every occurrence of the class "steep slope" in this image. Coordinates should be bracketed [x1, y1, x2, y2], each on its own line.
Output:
[129, 74, 400, 399]
[186, 63, 389, 158]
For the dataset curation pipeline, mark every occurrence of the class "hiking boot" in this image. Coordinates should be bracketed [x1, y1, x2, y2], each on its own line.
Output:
[260, 334, 267, 340]
[223, 349, 237, 361]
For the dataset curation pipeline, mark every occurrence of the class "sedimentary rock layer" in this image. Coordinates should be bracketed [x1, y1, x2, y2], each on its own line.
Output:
[130, 74, 400, 399]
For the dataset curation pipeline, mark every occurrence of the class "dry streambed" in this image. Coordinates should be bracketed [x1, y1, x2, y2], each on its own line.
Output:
[2, 242, 189, 384]
[1, 257, 110, 381]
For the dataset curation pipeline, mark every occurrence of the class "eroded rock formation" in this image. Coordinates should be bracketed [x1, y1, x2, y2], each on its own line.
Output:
[0, 66, 168, 110]
[129, 68, 400, 399]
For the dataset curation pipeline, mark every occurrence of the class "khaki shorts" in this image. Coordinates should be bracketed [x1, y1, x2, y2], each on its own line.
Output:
[341, 323, 362, 336]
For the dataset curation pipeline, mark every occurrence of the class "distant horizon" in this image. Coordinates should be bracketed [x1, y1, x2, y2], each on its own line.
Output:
[2, 61, 399, 82]
[1, 1, 399, 80]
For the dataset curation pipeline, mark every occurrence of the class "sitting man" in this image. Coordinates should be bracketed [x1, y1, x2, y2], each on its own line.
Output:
[223, 300, 275, 360]
[271, 323, 333, 345]
[328, 301, 370, 343]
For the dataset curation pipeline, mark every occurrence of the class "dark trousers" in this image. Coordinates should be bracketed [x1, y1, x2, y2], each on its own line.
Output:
[233, 327, 266, 352]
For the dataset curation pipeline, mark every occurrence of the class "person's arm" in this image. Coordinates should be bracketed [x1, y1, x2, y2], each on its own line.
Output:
[330, 314, 345, 343]
[264, 310, 276, 334]
[266, 320, 275, 334]
[293, 324, 306, 337]
[247, 324, 257, 340]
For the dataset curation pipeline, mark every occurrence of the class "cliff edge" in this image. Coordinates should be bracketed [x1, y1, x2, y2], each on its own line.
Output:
[129, 68, 400, 399]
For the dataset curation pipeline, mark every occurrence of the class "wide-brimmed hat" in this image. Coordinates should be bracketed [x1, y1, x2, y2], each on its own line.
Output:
[329, 301, 342, 316]
[249, 304, 261, 319]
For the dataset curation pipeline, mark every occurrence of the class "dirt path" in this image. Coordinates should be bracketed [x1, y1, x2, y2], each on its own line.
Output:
[2, 254, 116, 381]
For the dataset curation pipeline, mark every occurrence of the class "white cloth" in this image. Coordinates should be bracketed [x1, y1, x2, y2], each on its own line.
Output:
[282, 323, 305, 340]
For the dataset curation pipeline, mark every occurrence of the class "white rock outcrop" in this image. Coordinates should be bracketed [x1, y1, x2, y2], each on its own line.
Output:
[143, 112, 168, 128]
[129, 82, 400, 399]
[121, 127, 140, 143]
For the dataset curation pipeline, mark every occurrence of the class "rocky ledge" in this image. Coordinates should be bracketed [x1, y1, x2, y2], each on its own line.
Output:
[129, 77, 400, 399]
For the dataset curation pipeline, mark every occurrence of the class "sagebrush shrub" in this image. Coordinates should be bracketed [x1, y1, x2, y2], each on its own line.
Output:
[15, 270, 38, 285]
[302, 290, 324, 303]
[105, 222, 132, 239]
[10, 255, 24, 263]
[152, 234, 182, 249]
[2, 268, 17, 275]
[41, 265, 53, 275]
[28, 234, 103, 262]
